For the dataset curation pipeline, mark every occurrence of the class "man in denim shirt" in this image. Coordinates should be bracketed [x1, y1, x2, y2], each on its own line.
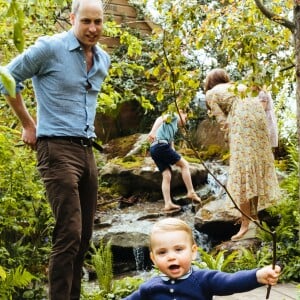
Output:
[0, 0, 110, 299]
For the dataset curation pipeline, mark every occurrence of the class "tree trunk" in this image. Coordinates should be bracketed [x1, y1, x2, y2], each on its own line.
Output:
[294, 1, 300, 244]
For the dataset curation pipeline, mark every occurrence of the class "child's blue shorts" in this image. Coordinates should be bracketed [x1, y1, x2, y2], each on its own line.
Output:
[150, 143, 181, 172]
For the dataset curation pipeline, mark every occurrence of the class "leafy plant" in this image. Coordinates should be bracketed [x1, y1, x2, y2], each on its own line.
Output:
[261, 144, 300, 281]
[81, 275, 144, 300]
[91, 241, 114, 295]
[193, 247, 239, 271]
[0, 265, 36, 300]
[83, 242, 144, 300]
[225, 247, 271, 273]
[227, 143, 300, 282]
[0, 66, 16, 97]
[255, 142, 300, 282]
[0, 127, 53, 298]
[111, 276, 144, 299]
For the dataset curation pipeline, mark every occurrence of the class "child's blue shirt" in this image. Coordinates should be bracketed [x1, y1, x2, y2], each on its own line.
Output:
[123, 267, 261, 300]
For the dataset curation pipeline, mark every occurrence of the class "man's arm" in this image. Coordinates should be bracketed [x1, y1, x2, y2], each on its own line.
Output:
[5, 93, 37, 149]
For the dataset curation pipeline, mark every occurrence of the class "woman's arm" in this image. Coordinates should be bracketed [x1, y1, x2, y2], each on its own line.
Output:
[206, 94, 228, 132]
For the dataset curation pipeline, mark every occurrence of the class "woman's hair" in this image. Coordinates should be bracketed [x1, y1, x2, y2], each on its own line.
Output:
[204, 68, 230, 93]
[149, 218, 196, 250]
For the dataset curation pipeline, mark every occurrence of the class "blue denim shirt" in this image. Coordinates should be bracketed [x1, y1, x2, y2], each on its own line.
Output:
[0, 29, 110, 138]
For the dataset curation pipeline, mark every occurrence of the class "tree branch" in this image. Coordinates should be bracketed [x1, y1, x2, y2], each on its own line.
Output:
[254, 0, 295, 32]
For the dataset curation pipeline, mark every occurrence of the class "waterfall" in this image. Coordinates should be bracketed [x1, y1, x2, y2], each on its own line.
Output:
[193, 229, 211, 252]
[133, 247, 145, 271]
[205, 161, 228, 198]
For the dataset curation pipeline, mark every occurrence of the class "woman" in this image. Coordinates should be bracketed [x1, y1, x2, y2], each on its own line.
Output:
[204, 68, 280, 241]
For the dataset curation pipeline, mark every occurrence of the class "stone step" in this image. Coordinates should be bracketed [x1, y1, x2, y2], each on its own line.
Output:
[214, 283, 299, 300]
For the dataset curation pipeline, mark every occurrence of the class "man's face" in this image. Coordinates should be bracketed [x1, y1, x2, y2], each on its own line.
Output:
[70, 0, 103, 49]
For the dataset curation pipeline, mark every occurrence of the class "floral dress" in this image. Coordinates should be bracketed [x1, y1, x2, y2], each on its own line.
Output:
[206, 83, 280, 211]
[258, 90, 278, 148]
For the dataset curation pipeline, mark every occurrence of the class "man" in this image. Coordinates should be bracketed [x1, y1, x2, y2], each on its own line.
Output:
[0, 0, 110, 299]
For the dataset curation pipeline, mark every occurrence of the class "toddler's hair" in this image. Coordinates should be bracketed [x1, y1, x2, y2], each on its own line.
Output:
[150, 218, 196, 250]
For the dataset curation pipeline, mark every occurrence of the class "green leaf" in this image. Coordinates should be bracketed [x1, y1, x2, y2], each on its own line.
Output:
[0, 266, 6, 280]
[0, 67, 16, 98]
[13, 21, 24, 52]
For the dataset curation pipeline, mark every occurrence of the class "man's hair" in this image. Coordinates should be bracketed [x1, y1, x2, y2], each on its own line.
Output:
[149, 218, 196, 250]
[71, 0, 104, 14]
[204, 68, 230, 93]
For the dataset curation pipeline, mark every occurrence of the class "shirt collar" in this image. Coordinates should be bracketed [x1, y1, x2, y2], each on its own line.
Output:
[67, 29, 81, 51]
[67, 29, 101, 57]
[160, 267, 193, 282]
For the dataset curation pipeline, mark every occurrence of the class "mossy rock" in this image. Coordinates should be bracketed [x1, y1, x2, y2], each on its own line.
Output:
[104, 134, 143, 159]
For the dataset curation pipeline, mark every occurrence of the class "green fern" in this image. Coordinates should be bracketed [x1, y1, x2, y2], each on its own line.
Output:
[91, 240, 113, 295]
[194, 247, 239, 271]
[112, 276, 144, 299]
[0, 265, 36, 300]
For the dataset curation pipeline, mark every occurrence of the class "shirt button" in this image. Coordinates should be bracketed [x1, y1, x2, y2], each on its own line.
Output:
[171, 280, 175, 284]
[170, 288, 174, 293]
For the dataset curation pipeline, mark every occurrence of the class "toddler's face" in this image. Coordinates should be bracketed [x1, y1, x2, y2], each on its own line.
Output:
[150, 230, 197, 279]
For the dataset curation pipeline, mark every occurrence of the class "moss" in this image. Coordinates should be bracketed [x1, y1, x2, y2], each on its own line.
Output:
[110, 156, 144, 169]
[198, 144, 229, 161]
[184, 155, 202, 164]
[105, 134, 142, 159]
[275, 159, 288, 171]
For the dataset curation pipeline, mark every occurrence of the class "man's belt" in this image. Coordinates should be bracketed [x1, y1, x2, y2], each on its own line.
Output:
[38, 136, 103, 151]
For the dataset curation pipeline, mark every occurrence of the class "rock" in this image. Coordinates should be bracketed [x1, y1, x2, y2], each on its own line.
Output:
[92, 134, 277, 276]
[193, 118, 228, 151]
[99, 146, 207, 198]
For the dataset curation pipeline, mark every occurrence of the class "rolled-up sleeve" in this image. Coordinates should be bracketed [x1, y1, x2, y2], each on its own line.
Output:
[0, 36, 51, 95]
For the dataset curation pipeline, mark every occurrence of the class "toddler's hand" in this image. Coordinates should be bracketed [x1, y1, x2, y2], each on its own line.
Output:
[256, 265, 281, 286]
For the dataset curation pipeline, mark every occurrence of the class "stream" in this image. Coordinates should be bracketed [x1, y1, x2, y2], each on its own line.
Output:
[83, 160, 229, 293]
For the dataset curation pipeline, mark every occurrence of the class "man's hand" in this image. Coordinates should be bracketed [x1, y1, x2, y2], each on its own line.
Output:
[22, 125, 37, 150]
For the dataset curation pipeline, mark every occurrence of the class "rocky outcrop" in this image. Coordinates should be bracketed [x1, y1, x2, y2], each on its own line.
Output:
[94, 134, 265, 249]
[99, 133, 207, 198]
[99, 156, 207, 199]
[193, 118, 228, 151]
[93, 133, 274, 275]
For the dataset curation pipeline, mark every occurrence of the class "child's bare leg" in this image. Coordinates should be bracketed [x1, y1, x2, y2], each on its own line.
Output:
[161, 168, 180, 211]
[175, 158, 201, 204]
